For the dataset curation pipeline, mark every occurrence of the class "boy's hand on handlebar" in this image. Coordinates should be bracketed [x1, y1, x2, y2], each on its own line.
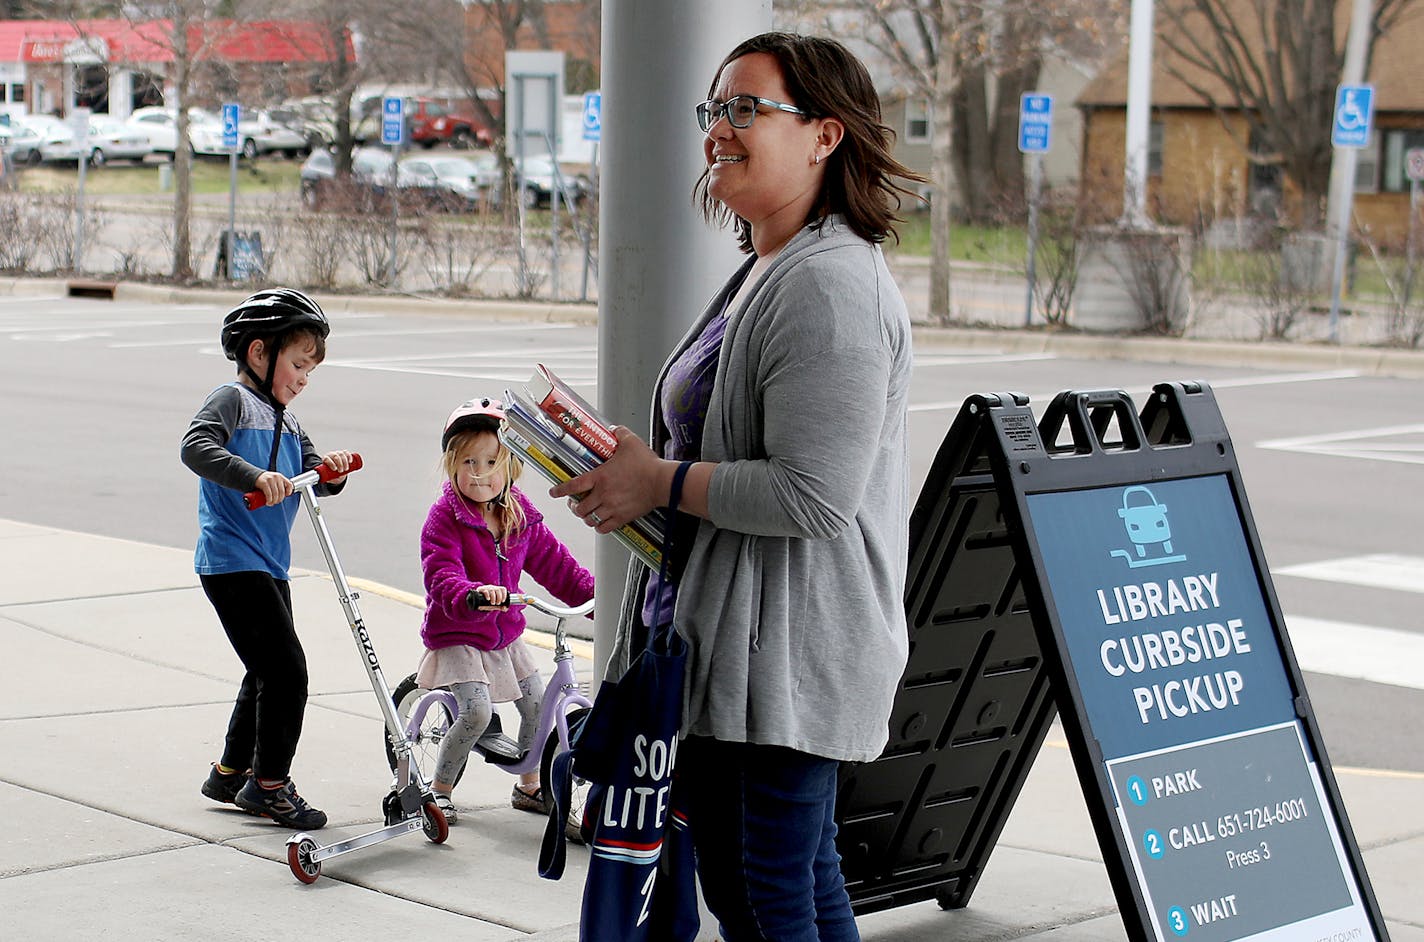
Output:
[467, 584, 510, 610]
[321, 449, 355, 485]
[254, 471, 293, 508]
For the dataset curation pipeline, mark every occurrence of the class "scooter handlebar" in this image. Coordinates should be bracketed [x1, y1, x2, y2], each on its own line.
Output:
[243, 453, 363, 510]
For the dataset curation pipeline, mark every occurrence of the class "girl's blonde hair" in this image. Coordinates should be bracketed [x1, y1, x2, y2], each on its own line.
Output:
[442, 428, 527, 536]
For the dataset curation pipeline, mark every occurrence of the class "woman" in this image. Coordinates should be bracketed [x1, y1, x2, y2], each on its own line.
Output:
[553, 32, 921, 942]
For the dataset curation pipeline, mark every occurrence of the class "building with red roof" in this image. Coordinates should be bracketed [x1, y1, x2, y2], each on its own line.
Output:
[0, 19, 352, 120]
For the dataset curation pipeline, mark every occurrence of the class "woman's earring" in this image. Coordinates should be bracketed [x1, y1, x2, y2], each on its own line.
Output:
[814, 153, 822, 165]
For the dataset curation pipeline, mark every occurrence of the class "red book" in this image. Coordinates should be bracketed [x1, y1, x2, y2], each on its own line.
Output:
[526, 364, 617, 461]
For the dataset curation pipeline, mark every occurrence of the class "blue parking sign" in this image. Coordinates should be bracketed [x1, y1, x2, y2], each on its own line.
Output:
[221, 103, 240, 151]
[381, 96, 405, 147]
[1018, 94, 1053, 154]
[1332, 84, 1374, 149]
[582, 92, 601, 142]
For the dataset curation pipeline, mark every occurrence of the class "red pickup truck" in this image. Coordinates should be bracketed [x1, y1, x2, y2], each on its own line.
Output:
[355, 96, 492, 149]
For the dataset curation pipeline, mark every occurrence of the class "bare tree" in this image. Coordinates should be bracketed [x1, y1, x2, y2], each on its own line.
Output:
[1155, 0, 1410, 231]
[787, 1, 1114, 324]
[371, 0, 601, 221]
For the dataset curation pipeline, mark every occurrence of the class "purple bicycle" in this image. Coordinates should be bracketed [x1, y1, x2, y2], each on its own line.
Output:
[383, 594, 594, 808]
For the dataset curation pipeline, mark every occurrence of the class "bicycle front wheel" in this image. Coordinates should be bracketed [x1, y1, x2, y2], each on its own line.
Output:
[386, 673, 463, 788]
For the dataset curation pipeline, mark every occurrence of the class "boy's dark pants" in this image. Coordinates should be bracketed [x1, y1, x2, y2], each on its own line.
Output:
[201, 572, 308, 781]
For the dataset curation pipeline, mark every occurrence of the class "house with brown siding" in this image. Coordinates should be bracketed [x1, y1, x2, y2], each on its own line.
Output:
[1076, 4, 1424, 245]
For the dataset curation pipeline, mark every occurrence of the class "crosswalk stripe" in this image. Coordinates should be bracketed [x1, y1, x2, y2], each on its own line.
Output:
[1275, 554, 1424, 595]
[1282, 616, 1424, 691]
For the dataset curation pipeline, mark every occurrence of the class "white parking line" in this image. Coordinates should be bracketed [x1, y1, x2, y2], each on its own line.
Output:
[1275, 554, 1424, 595]
[1284, 616, 1424, 690]
[1259, 423, 1424, 465]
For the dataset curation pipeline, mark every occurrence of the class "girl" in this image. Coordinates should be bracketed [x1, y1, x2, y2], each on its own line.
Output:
[417, 396, 594, 823]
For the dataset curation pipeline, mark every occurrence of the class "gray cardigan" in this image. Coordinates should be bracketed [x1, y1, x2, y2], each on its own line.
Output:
[614, 217, 912, 763]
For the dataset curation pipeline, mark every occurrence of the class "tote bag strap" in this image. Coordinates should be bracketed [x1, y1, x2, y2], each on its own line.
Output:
[648, 459, 693, 656]
[539, 459, 692, 879]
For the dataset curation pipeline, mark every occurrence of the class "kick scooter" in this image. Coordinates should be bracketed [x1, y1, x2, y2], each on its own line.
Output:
[244, 455, 450, 883]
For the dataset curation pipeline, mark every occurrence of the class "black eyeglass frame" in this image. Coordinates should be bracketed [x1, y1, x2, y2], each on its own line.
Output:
[695, 95, 808, 132]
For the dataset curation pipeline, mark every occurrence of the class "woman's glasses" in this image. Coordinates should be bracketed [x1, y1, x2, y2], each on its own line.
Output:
[695, 95, 807, 132]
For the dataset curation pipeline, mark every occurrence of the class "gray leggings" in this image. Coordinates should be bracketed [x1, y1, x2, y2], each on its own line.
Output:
[433, 675, 542, 788]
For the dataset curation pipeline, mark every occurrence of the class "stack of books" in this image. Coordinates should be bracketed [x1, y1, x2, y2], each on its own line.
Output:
[502, 364, 667, 568]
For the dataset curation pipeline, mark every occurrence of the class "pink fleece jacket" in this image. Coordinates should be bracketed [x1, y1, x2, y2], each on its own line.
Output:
[419, 481, 594, 652]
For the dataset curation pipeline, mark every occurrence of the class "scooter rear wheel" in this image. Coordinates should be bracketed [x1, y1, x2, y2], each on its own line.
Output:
[288, 837, 321, 884]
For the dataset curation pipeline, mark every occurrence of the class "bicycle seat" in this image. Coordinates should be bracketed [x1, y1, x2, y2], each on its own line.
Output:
[473, 713, 525, 765]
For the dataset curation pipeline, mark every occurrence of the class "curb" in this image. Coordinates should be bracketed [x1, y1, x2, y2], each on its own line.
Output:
[911, 326, 1424, 379]
[5, 275, 1422, 379]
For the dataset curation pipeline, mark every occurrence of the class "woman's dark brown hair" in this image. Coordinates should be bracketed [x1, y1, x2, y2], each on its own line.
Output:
[694, 31, 925, 252]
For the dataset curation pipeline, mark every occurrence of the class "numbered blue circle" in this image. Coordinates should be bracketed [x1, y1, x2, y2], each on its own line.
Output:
[1143, 829, 1165, 859]
[1127, 775, 1149, 806]
[1167, 906, 1189, 936]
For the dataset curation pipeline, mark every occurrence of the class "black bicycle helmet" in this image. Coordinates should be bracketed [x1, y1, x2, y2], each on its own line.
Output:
[220, 288, 329, 362]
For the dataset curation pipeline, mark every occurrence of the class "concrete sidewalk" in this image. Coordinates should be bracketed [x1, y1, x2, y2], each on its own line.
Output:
[1, 518, 1421, 940]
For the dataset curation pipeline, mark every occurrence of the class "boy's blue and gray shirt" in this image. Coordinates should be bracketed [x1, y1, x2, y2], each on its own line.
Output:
[180, 381, 340, 580]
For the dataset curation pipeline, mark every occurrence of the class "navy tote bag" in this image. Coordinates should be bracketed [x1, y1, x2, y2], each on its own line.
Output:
[540, 461, 699, 942]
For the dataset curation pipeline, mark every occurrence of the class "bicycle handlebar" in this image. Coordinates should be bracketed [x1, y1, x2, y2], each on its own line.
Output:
[504, 594, 594, 619]
[243, 453, 363, 510]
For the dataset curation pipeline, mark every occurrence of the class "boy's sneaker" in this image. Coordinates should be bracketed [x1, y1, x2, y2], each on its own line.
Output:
[201, 764, 249, 805]
[235, 778, 328, 830]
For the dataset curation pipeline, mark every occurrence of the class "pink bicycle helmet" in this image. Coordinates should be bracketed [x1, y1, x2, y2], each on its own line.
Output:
[442, 396, 505, 451]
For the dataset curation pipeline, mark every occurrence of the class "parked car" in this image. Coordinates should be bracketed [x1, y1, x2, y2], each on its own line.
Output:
[189, 108, 308, 160]
[0, 120, 45, 166]
[352, 95, 492, 149]
[397, 153, 499, 211]
[39, 116, 153, 165]
[271, 97, 340, 152]
[124, 106, 218, 159]
[515, 155, 591, 208]
[299, 146, 397, 210]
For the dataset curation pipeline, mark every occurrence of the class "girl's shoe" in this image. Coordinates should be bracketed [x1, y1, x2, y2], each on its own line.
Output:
[511, 783, 548, 814]
[433, 792, 458, 825]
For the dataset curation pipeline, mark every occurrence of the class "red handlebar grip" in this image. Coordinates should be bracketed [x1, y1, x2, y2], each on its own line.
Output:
[243, 453, 363, 510]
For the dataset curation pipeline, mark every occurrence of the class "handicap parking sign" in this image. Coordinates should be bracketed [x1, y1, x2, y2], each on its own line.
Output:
[582, 92, 601, 142]
[221, 103, 240, 151]
[1332, 84, 1374, 149]
[381, 96, 405, 147]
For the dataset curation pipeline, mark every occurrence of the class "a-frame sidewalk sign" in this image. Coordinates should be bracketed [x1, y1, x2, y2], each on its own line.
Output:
[836, 381, 1389, 942]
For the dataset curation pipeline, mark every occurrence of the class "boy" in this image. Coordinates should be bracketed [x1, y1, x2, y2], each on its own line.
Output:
[180, 287, 352, 829]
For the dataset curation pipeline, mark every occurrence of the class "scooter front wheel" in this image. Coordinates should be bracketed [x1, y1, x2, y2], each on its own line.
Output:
[423, 800, 450, 844]
[288, 837, 321, 883]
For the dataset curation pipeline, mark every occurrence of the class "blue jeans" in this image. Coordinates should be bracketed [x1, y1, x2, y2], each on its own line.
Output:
[681, 737, 859, 942]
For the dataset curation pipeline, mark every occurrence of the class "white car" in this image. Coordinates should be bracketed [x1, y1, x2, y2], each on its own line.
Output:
[124, 106, 220, 158]
[189, 108, 307, 159]
[398, 154, 497, 211]
[0, 120, 45, 165]
[39, 116, 152, 165]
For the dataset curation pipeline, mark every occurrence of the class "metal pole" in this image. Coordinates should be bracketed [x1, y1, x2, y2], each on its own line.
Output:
[227, 150, 237, 279]
[1327, 147, 1358, 340]
[580, 140, 598, 302]
[1122, 0, 1155, 226]
[387, 136, 402, 286]
[1327, 0, 1374, 343]
[74, 153, 88, 272]
[593, 0, 771, 676]
[1024, 154, 1043, 326]
[1408, 177, 1419, 304]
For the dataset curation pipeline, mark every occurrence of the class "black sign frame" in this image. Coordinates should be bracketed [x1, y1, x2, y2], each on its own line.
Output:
[837, 382, 1388, 942]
